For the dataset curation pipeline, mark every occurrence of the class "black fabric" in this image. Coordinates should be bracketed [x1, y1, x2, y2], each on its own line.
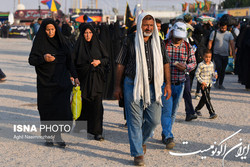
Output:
[75, 94, 104, 135]
[195, 86, 215, 115]
[72, 24, 109, 135]
[99, 23, 114, 99]
[239, 27, 250, 88]
[183, 74, 195, 115]
[28, 18, 77, 136]
[72, 24, 109, 101]
[62, 23, 76, 49]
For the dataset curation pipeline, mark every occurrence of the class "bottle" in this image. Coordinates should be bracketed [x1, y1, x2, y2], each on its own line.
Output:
[212, 70, 217, 84]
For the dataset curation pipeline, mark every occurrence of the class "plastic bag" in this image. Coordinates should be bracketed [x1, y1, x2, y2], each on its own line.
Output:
[71, 86, 82, 120]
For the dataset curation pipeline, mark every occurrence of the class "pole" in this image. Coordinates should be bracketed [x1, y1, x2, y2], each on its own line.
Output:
[96, 0, 98, 9]
[80, 0, 82, 9]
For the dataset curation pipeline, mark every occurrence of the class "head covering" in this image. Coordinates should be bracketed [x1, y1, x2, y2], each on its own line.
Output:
[134, 12, 164, 108]
[73, 24, 102, 66]
[31, 18, 68, 56]
[72, 24, 107, 101]
[172, 22, 187, 39]
[62, 23, 72, 37]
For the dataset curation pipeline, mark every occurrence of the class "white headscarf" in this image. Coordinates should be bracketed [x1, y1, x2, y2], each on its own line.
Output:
[134, 12, 164, 108]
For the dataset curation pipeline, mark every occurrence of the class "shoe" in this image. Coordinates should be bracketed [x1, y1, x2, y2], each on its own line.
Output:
[142, 144, 146, 155]
[56, 141, 66, 148]
[209, 113, 217, 119]
[185, 114, 197, 121]
[94, 135, 104, 141]
[55, 135, 66, 148]
[44, 139, 54, 147]
[218, 85, 225, 90]
[164, 138, 175, 149]
[195, 95, 200, 100]
[195, 110, 202, 116]
[134, 156, 144, 166]
[0, 77, 6, 82]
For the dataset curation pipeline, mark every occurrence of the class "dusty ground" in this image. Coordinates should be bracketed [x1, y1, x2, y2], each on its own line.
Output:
[0, 38, 249, 167]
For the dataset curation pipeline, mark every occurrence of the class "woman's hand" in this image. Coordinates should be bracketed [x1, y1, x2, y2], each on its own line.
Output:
[91, 59, 101, 67]
[44, 54, 55, 62]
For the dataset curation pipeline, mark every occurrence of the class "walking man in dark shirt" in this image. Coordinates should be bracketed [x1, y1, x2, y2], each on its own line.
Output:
[114, 13, 171, 166]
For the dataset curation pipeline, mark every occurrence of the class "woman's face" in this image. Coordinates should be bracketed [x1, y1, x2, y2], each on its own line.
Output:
[84, 28, 93, 42]
[46, 24, 56, 38]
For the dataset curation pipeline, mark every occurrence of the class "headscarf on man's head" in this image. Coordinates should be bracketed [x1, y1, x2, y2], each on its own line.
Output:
[134, 12, 164, 108]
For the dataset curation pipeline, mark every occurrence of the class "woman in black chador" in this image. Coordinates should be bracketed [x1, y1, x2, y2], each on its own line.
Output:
[72, 24, 109, 141]
[29, 18, 80, 147]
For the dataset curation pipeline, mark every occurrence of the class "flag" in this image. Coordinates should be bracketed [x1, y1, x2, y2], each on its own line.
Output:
[125, 2, 134, 30]
[182, 2, 188, 12]
[204, 0, 212, 12]
[42, 0, 61, 12]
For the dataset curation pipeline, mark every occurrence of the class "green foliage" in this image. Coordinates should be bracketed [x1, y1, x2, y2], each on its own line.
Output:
[222, 0, 250, 9]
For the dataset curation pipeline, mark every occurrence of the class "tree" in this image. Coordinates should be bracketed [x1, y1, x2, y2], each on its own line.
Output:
[221, 0, 250, 9]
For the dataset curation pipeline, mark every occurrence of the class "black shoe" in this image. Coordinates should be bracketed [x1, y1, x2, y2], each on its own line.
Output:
[94, 135, 104, 141]
[209, 113, 217, 119]
[218, 85, 225, 90]
[185, 114, 198, 121]
[195, 110, 202, 116]
[164, 138, 175, 149]
[55, 136, 66, 148]
[44, 139, 54, 147]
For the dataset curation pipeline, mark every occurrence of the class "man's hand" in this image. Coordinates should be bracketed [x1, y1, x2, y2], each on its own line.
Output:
[201, 82, 207, 90]
[164, 84, 171, 100]
[113, 86, 123, 101]
[91, 59, 101, 67]
[44, 54, 55, 62]
[175, 63, 186, 71]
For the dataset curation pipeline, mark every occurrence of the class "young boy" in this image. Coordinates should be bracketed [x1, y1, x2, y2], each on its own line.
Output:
[195, 49, 217, 119]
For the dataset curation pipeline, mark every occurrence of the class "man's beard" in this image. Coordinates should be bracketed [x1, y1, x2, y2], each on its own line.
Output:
[143, 31, 153, 37]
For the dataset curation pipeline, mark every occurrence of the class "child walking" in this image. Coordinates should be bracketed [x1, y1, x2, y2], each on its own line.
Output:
[195, 49, 217, 119]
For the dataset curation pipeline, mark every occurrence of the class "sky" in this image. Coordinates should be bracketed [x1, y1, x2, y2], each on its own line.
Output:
[0, 0, 223, 15]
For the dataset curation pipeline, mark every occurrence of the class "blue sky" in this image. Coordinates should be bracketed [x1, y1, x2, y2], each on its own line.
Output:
[0, 0, 222, 15]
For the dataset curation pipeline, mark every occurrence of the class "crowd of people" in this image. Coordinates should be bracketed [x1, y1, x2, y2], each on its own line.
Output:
[0, 11, 247, 166]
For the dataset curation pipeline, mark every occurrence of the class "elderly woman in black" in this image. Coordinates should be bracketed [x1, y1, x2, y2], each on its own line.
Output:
[72, 24, 109, 141]
[29, 18, 79, 147]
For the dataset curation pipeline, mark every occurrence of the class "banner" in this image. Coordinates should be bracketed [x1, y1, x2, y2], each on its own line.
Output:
[8, 26, 29, 38]
[228, 8, 250, 17]
[69, 8, 103, 16]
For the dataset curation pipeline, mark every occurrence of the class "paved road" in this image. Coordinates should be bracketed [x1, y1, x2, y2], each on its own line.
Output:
[0, 38, 249, 167]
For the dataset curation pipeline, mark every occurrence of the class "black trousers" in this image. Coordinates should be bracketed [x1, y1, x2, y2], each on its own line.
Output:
[213, 54, 228, 85]
[76, 94, 104, 136]
[195, 86, 215, 115]
[183, 74, 195, 115]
